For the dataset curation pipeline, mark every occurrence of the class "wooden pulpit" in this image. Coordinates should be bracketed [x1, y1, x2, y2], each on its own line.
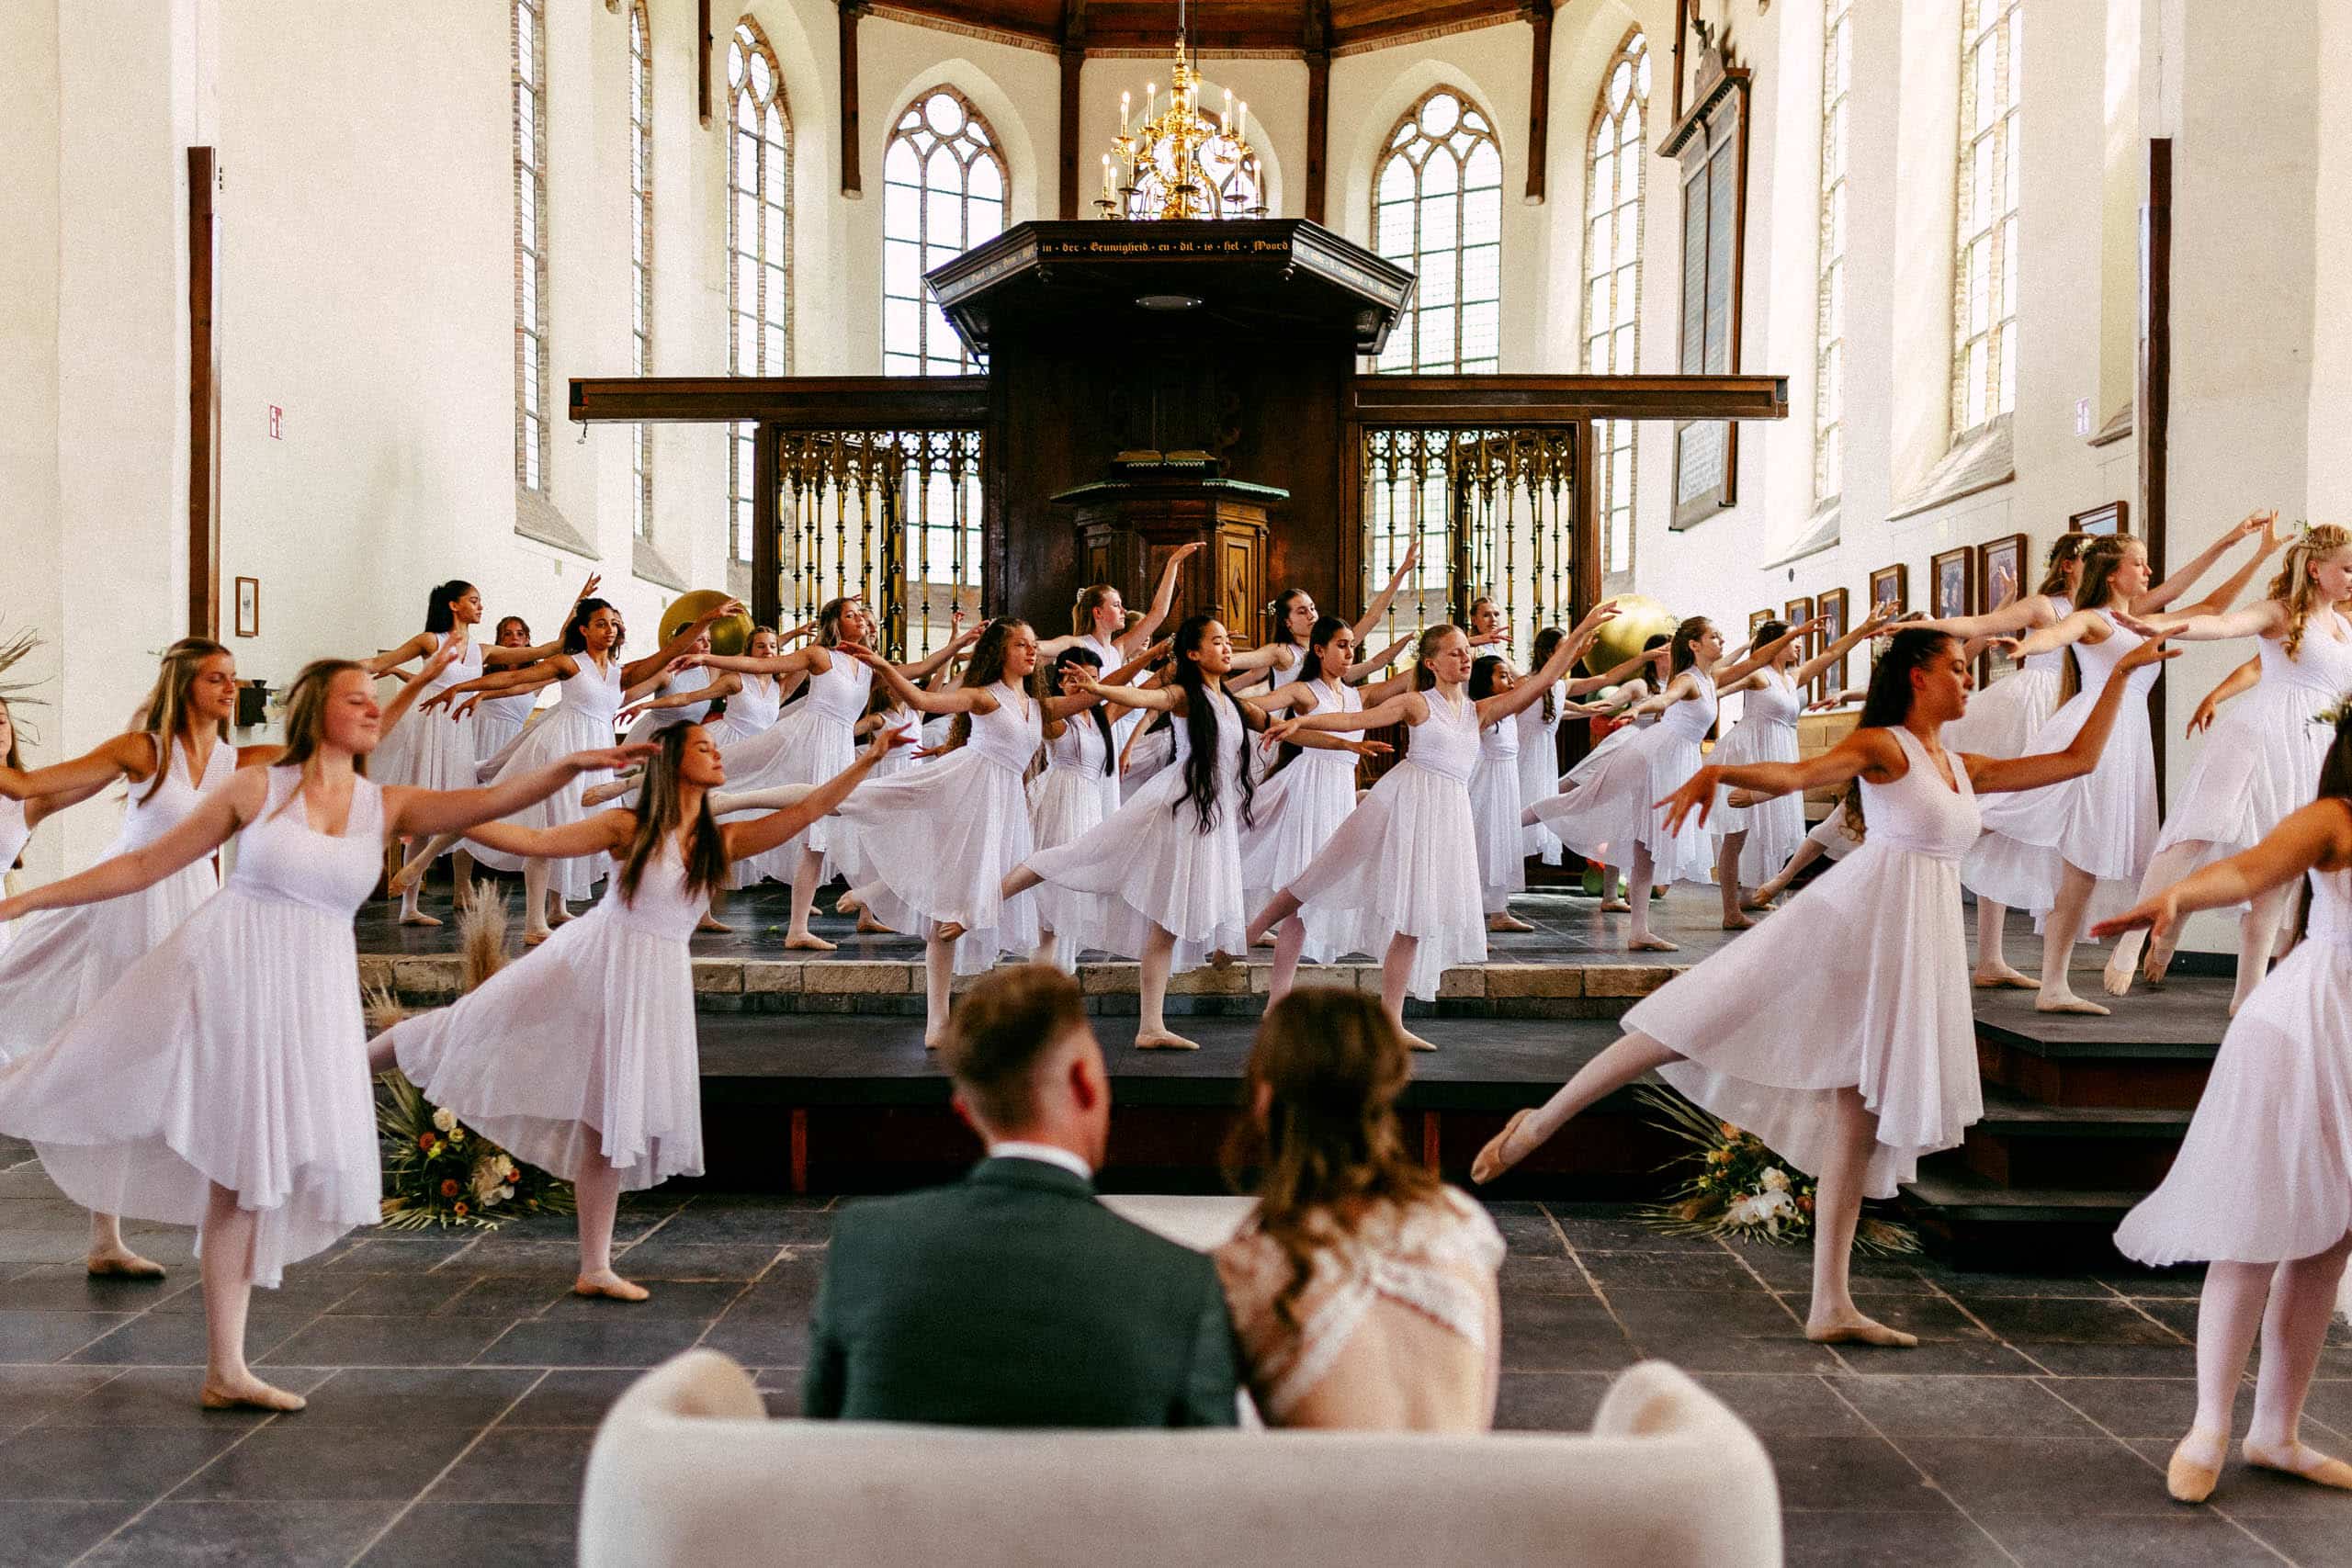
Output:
[1055, 459, 1285, 644]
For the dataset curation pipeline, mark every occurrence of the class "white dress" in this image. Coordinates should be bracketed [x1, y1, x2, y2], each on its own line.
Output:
[373, 635, 481, 800]
[1025, 689, 1250, 970]
[1468, 715, 1525, 914]
[391, 841, 706, 1190]
[1943, 596, 2071, 758]
[0, 797, 30, 957]
[1238, 677, 1363, 916]
[620, 667, 723, 746]
[1517, 683, 1567, 863]
[1027, 710, 1117, 941]
[472, 688, 541, 775]
[0, 734, 232, 1065]
[1712, 668, 1804, 883]
[1531, 671, 1718, 886]
[1626, 726, 1983, 1198]
[0, 767, 386, 1286]
[2116, 864, 2352, 1265]
[702, 672, 783, 751]
[1285, 685, 1486, 999]
[723, 653, 873, 886]
[1963, 609, 2159, 922]
[1081, 632, 1147, 764]
[865, 707, 925, 781]
[833, 685, 1043, 973]
[468, 655, 625, 902]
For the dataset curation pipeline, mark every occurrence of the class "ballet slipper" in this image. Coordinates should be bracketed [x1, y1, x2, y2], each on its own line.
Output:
[1719, 912, 1757, 931]
[1472, 1108, 1533, 1184]
[1399, 1030, 1439, 1053]
[1628, 934, 1679, 953]
[854, 916, 895, 934]
[1487, 913, 1535, 933]
[2164, 1429, 2228, 1503]
[200, 1376, 307, 1413]
[573, 1272, 651, 1303]
[1804, 1312, 1917, 1348]
[2244, 1438, 2352, 1490]
[1135, 1029, 1202, 1051]
[783, 932, 839, 952]
[85, 1247, 167, 1280]
[1250, 932, 1277, 949]
[2143, 940, 2174, 990]
[523, 928, 553, 947]
[2035, 988, 2110, 1017]
[696, 917, 733, 933]
[399, 911, 445, 929]
[834, 891, 866, 916]
[2101, 949, 2138, 998]
[1597, 898, 1632, 913]
[1740, 895, 1777, 911]
[1971, 964, 2040, 990]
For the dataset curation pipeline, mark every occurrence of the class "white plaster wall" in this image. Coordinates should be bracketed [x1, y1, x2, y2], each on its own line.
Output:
[2304, 0, 2352, 520]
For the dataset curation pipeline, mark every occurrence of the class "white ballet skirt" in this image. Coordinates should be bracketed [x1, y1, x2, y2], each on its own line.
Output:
[1026, 711, 1117, 940]
[833, 684, 1042, 973]
[0, 798, 29, 957]
[722, 654, 872, 886]
[2116, 865, 2352, 1265]
[1123, 722, 1177, 799]
[391, 842, 707, 1190]
[1025, 689, 1250, 970]
[2151, 610, 2352, 895]
[1285, 685, 1487, 999]
[866, 707, 924, 781]
[1712, 669, 1804, 884]
[467, 655, 624, 902]
[1807, 803, 1861, 863]
[472, 689, 540, 775]
[0, 767, 386, 1286]
[1517, 683, 1566, 863]
[1627, 726, 1984, 1198]
[1531, 671, 1718, 886]
[1963, 610, 2159, 923]
[701, 672, 783, 751]
[374, 636, 481, 806]
[1242, 645, 1310, 783]
[1468, 716, 1525, 914]
[620, 667, 722, 746]
[0, 734, 232, 1065]
[1944, 595, 2070, 759]
[1238, 678, 1362, 916]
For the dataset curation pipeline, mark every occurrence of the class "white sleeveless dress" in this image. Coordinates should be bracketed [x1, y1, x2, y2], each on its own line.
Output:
[1284, 685, 1486, 998]
[1468, 714, 1525, 914]
[391, 840, 706, 1190]
[1531, 671, 1718, 886]
[0, 767, 386, 1286]
[701, 672, 783, 751]
[2117, 863, 2352, 1265]
[1517, 682, 1567, 863]
[1028, 709, 1116, 940]
[866, 706, 925, 780]
[725, 653, 873, 886]
[1712, 668, 1805, 883]
[473, 687, 542, 775]
[1963, 609, 2160, 922]
[1626, 727, 1983, 1198]
[1080, 631, 1145, 761]
[1944, 595, 2071, 758]
[1238, 677, 1363, 916]
[0, 797, 30, 956]
[374, 634, 481, 797]
[469, 654, 626, 902]
[0, 734, 232, 1065]
[1024, 689, 1250, 970]
[620, 667, 723, 746]
[832, 684, 1043, 973]
[1242, 642, 1310, 783]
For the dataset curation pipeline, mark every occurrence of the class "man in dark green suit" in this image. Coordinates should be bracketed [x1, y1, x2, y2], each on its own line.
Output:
[802, 964, 1240, 1427]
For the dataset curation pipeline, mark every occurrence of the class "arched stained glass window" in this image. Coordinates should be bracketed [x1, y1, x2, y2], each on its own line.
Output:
[1583, 31, 1648, 578]
[628, 0, 653, 540]
[1372, 87, 1503, 374]
[514, 0, 549, 493]
[1954, 0, 2021, 436]
[883, 88, 1007, 376]
[727, 18, 789, 565]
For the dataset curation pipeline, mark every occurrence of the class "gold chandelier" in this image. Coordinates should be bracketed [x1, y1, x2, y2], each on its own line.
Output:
[1096, 24, 1266, 221]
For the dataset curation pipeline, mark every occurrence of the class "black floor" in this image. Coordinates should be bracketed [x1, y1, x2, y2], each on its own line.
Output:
[5, 1128, 2348, 1567]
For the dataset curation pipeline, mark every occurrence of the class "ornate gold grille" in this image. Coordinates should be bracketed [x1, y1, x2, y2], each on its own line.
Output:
[775, 429, 985, 658]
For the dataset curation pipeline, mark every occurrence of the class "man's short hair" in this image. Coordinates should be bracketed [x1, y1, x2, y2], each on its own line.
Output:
[939, 964, 1089, 1132]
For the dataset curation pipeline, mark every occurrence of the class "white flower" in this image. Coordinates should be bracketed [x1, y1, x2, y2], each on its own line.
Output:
[498, 1185, 515, 1201]
[431, 1107, 457, 1134]
[1759, 1167, 1791, 1194]
[469, 1159, 507, 1202]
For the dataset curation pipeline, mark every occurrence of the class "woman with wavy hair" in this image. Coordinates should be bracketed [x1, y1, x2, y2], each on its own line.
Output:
[0, 658, 642, 1410]
[1475, 626, 2172, 1348]
[1036, 542, 1204, 766]
[1216, 987, 1503, 1430]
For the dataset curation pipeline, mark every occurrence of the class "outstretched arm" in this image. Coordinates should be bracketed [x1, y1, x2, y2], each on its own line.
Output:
[0, 768, 264, 920]
[2188, 655, 2262, 736]
[722, 730, 905, 862]
[428, 654, 573, 709]
[1124, 541, 1204, 652]
[1714, 615, 1827, 689]
[1475, 604, 1618, 728]
[1565, 647, 1662, 697]
[362, 631, 439, 678]
[1965, 637, 2177, 794]
[1655, 727, 1907, 836]
[1350, 539, 1421, 643]
[458, 810, 636, 864]
[383, 743, 654, 840]
[838, 646, 985, 716]
[2090, 797, 2352, 942]
[1262, 690, 1424, 743]
[0, 729, 153, 803]
[894, 620, 980, 683]
[1911, 595, 2056, 641]
[2136, 510, 2277, 613]
[2116, 600, 2283, 643]
[623, 672, 743, 724]
[1996, 607, 2106, 662]
[1343, 633, 1414, 681]
[20, 772, 117, 830]
[482, 572, 604, 667]
[619, 599, 747, 689]
[1792, 607, 1899, 689]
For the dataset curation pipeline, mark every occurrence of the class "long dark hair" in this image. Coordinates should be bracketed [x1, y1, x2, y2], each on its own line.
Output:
[1857, 628, 1958, 729]
[1306, 615, 1351, 682]
[2073, 535, 2142, 614]
[1266, 587, 1313, 647]
[1530, 627, 1564, 721]
[561, 598, 625, 656]
[1170, 614, 1254, 833]
[1668, 615, 1713, 676]
[1040, 644, 1114, 773]
[424, 580, 475, 635]
[620, 725, 729, 905]
[1468, 653, 1509, 705]
[942, 617, 1029, 753]
[2035, 531, 2097, 599]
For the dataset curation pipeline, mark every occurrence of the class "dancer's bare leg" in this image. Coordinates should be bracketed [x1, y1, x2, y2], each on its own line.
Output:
[1380, 932, 1435, 1052]
[1487, 897, 1534, 933]
[1266, 916, 1308, 1005]
[396, 847, 442, 928]
[451, 849, 477, 911]
[922, 933, 956, 1049]
[696, 893, 731, 934]
[198, 1184, 304, 1410]
[1000, 863, 1046, 903]
[86, 1211, 164, 1279]
[2228, 885, 2290, 1018]
[2036, 862, 2106, 1014]
[571, 1154, 647, 1302]
[1595, 861, 1630, 912]
[2106, 840, 2205, 996]
[1626, 845, 1675, 952]
[783, 848, 835, 951]
[1135, 924, 1198, 1050]
[1973, 896, 2038, 988]
[1716, 832, 1755, 929]
[522, 857, 556, 944]
[2169, 1258, 2269, 1500]
[1032, 930, 1068, 973]
[1471, 1029, 1686, 1181]
[2243, 1233, 2352, 1489]
[1804, 1088, 1915, 1347]
[395, 834, 463, 892]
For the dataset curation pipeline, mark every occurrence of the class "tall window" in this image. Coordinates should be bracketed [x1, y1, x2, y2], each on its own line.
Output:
[1583, 32, 1647, 576]
[628, 0, 653, 540]
[514, 0, 549, 493]
[1373, 88, 1503, 373]
[727, 19, 789, 565]
[883, 88, 1006, 376]
[1815, 0, 1851, 502]
[1954, 0, 2021, 436]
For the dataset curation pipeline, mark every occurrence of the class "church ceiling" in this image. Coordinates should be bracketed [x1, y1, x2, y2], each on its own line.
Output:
[873, 0, 1548, 56]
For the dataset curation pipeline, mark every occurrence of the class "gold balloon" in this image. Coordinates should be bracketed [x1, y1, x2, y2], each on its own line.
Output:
[659, 591, 754, 658]
[1582, 593, 1679, 676]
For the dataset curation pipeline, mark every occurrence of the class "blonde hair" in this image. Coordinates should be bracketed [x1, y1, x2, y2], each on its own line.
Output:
[1410, 623, 1464, 691]
[2267, 524, 2352, 659]
[265, 660, 366, 820]
[132, 638, 232, 804]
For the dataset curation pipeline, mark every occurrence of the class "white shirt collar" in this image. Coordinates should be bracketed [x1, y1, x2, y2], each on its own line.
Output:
[987, 1141, 1094, 1182]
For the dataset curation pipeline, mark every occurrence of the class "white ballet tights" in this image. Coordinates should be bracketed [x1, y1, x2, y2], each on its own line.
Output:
[2034, 862, 2100, 1008]
[1974, 895, 2027, 980]
[1138, 924, 1179, 1037]
[2187, 1234, 2352, 1463]
[2110, 839, 2290, 1012]
[573, 1156, 626, 1280]
[1032, 930, 1073, 974]
[521, 856, 569, 937]
[787, 848, 826, 943]
[1715, 831, 1752, 920]
[1624, 845, 1662, 947]
[923, 934, 956, 1044]
[198, 1183, 262, 1391]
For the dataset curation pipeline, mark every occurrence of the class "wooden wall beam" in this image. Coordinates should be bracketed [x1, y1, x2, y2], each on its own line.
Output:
[697, 0, 712, 125]
[2141, 136, 2172, 785]
[839, 2, 867, 197]
[1058, 0, 1086, 220]
[1521, 1, 1552, 205]
[571, 375, 992, 427]
[1304, 0, 1330, 222]
[1347, 372, 1789, 424]
[187, 147, 221, 641]
[751, 422, 782, 627]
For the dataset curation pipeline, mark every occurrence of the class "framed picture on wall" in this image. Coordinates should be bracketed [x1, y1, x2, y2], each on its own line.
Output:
[1977, 533, 2028, 687]
[1930, 547, 1975, 622]
[234, 577, 260, 639]
[2071, 501, 2129, 537]
[1869, 564, 1909, 621]
[1749, 608, 1775, 646]
[1815, 588, 1850, 704]
[1782, 596, 1815, 673]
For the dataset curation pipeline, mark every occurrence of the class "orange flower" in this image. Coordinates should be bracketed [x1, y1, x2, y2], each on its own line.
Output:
[418, 1133, 437, 1151]
[453, 1201, 469, 1217]
[439, 1179, 460, 1198]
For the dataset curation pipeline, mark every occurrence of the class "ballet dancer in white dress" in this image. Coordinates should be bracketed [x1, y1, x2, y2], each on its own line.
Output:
[1245, 604, 1617, 1048]
[1711, 607, 1894, 928]
[1745, 784, 1865, 904]
[2092, 745, 2352, 1504]
[1530, 615, 1819, 951]
[0, 658, 644, 1409]
[1036, 543, 1205, 773]
[1229, 543, 1424, 702]
[363, 581, 494, 924]
[2097, 524, 2352, 1008]
[1562, 637, 1676, 910]
[1236, 618, 1396, 929]
[1474, 627, 2173, 1347]
[402, 595, 745, 942]
[1466, 656, 1536, 932]
[377, 720, 899, 1301]
[617, 628, 726, 744]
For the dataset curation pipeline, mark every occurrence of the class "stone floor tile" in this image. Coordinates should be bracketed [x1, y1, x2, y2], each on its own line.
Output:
[356, 1501, 576, 1568]
[1777, 1508, 2012, 1566]
[1895, 1436, 2176, 1516]
[1975, 1509, 2290, 1566]
[172, 1423, 478, 1503]
[79, 1500, 404, 1568]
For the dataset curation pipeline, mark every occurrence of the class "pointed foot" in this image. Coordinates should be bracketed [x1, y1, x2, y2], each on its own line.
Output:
[695, 918, 734, 934]
[200, 1377, 307, 1413]
[2101, 953, 2138, 998]
[572, 1272, 650, 1303]
[2036, 990, 2110, 1016]
[783, 933, 839, 952]
[1628, 935, 1679, 953]
[399, 911, 444, 929]
[1487, 913, 1535, 932]
[1804, 1313, 1917, 1348]
[1972, 964, 2041, 990]
[1399, 1030, 1439, 1053]
[1134, 1029, 1202, 1051]
[2244, 1438, 2352, 1491]
[86, 1248, 167, 1280]
[1471, 1108, 1533, 1185]
[1720, 913, 1757, 931]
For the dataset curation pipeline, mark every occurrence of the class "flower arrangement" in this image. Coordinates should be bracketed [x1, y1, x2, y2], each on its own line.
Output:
[1634, 1086, 1917, 1255]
